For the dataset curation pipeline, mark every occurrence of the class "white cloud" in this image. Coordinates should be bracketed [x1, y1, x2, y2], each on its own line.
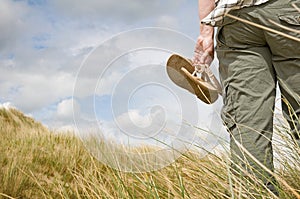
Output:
[96, 107, 181, 146]
[0, 0, 200, 130]
[0, 0, 28, 52]
[8, 72, 74, 112]
[116, 109, 161, 129]
[56, 98, 80, 120]
[42, 98, 81, 130]
[0, 102, 14, 110]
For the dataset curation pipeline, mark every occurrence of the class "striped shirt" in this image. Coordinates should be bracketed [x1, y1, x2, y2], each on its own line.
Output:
[202, 0, 270, 26]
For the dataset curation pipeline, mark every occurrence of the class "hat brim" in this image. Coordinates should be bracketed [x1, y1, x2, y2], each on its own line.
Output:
[166, 54, 218, 104]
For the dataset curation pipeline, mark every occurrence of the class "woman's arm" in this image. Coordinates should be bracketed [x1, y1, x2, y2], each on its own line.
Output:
[193, 0, 215, 66]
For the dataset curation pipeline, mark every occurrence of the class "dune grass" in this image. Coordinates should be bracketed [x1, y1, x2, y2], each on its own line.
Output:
[0, 107, 299, 199]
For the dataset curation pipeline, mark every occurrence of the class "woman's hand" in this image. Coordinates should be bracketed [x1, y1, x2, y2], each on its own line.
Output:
[193, 24, 214, 68]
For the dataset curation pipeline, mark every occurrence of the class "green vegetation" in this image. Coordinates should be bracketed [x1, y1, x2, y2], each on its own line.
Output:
[0, 107, 299, 198]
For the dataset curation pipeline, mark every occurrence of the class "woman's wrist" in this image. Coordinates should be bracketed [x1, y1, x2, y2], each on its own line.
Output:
[200, 23, 214, 37]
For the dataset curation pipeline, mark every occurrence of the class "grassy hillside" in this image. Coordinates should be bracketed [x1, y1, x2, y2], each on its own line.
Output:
[0, 107, 299, 199]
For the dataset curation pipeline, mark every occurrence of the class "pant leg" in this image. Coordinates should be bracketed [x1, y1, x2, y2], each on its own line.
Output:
[216, 9, 278, 194]
[261, 1, 300, 146]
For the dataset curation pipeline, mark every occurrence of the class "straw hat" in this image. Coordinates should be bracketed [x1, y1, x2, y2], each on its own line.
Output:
[166, 54, 222, 104]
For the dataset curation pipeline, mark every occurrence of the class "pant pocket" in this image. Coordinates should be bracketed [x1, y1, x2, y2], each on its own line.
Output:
[278, 12, 300, 26]
[216, 12, 240, 48]
[221, 82, 237, 131]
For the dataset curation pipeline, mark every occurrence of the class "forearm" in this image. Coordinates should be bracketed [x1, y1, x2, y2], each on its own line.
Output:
[198, 0, 215, 36]
[193, 0, 215, 65]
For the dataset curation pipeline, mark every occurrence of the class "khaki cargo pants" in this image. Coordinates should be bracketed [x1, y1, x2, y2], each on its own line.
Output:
[216, 0, 300, 193]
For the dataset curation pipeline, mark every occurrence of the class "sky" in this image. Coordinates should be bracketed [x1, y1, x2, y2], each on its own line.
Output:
[0, 0, 231, 152]
[2, 0, 291, 172]
[1, 0, 198, 124]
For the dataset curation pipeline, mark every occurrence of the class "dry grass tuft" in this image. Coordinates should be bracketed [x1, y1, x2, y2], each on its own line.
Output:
[0, 108, 299, 198]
